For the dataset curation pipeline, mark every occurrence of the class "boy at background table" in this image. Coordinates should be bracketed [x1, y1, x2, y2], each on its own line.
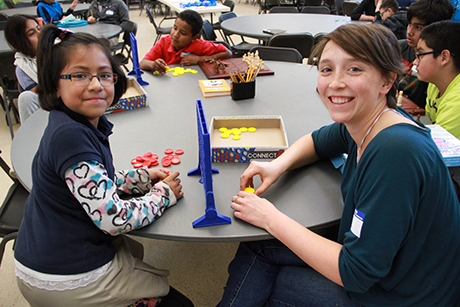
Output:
[415, 20, 460, 198]
[36, 0, 78, 24]
[399, 0, 453, 108]
[140, 10, 232, 75]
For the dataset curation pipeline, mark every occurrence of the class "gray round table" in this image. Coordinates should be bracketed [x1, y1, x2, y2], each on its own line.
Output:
[221, 13, 351, 41]
[1, 3, 90, 17]
[11, 61, 344, 242]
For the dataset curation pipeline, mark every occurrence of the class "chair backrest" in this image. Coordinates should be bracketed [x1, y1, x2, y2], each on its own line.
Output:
[249, 46, 303, 63]
[0, 150, 29, 267]
[201, 20, 217, 41]
[0, 51, 19, 98]
[219, 11, 237, 23]
[299, 0, 322, 6]
[4, 0, 15, 8]
[122, 21, 138, 46]
[268, 32, 315, 58]
[0, 13, 8, 31]
[341, 0, 359, 16]
[144, 5, 158, 29]
[269, 6, 299, 13]
[223, 0, 235, 11]
[323, 0, 338, 14]
[301, 6, 330, 14]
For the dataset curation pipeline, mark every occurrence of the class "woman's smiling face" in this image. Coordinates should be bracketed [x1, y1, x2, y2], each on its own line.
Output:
[317, 41, 391, 126]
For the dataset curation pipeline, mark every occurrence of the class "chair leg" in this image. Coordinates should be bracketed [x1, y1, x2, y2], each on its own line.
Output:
[0, 233, 18, 268]
[0, 94, 15, 139]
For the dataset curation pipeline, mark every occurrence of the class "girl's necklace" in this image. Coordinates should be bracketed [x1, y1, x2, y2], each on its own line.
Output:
[357, 108, 393, 162]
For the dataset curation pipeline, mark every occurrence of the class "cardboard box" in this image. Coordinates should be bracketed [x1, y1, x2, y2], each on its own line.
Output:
[210, 116, 288, 163]
[427, 124, 460, 167]
[105, 79, 148, 114]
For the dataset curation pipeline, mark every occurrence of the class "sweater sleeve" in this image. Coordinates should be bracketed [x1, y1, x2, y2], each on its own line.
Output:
[65, 160, 177, 235]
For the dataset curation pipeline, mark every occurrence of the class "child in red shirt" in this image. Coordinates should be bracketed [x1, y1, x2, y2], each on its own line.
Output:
[140, 9, 232, 74]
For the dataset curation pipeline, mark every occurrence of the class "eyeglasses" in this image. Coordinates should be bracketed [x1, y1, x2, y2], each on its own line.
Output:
[415, 51, 439, 61]
[60, 72, 118, 86]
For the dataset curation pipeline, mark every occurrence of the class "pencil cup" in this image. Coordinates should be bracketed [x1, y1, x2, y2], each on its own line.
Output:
[231, 80, 256, 100]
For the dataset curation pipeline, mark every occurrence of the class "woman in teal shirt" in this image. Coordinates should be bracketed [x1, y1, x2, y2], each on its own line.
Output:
[217, 23, 460, 306]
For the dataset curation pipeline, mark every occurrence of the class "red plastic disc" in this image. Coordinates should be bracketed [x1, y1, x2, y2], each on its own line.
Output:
[162, 160, 172, 167]
[171, 158, 181, 165]
[175, 149, 184, 155]
[164, 148, 174, 155]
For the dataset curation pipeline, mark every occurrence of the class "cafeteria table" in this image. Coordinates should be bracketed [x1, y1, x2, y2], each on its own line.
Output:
[11, 61, 344, 242]
[158, 0, 230, 23]
[221, 13, 350, 42]
[1, 2, 90, 17]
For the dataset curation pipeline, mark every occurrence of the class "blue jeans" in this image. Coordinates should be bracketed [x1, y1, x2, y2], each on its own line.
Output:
[217, 239, 361, 307]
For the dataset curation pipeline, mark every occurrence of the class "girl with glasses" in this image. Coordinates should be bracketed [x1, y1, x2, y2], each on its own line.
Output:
[13, 25, 187, 307]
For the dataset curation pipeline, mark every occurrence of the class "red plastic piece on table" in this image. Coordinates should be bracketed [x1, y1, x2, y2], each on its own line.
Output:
[143, 152, 153, 158]
[164, 148, 174, 155]
[149, 160, 159, 167]
[171, 158, 181, 165]
[133, 163, 143, 168]
[175, 149, 184, 155]
[161, 155, 172, 162]
[131, 158, 139, 164]
[162, 159, 172, 167]
[152, 154, 159, 160]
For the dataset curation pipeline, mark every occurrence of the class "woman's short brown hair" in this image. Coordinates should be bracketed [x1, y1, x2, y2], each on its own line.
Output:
[311, 23, 405, 108]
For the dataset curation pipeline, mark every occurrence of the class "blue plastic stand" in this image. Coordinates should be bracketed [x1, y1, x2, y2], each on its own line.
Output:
[188, 100, 231, 228]
[128, 33, 149, 86]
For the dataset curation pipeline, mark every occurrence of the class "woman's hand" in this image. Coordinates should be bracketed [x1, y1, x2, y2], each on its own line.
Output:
[240, 161, 284, 195]
[147, 168, 170, 184]
[231, 192, 279, 230]
[163, 171, 184, 200]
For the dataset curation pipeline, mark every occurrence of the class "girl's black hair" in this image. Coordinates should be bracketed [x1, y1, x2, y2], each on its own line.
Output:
[36, 25, 127, 111]
[4, 14, 39, 57]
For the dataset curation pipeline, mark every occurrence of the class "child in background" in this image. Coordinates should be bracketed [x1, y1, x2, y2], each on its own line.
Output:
[399, 0, 453, 108]
[373, 0, 408, 39]
[415, 20, 460, 199]
[140, 9, 232, 74]
[415, 20, 460, 139]
[36, 0, 78, 24]
[14, 25, 189, 307]
[4, 14, 41, 122]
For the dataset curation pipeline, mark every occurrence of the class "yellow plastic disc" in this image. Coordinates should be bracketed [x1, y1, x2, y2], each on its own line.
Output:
[248, 127, 257, 132]
[244, 187, 255, 193]
[219, 127, 228, 133]
[221, 133, 231, 139]
[240, 127, 248, 132]
[232, 135, 241, 140]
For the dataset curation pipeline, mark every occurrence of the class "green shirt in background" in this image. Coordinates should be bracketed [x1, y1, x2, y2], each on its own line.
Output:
[426, 73, 460, 139]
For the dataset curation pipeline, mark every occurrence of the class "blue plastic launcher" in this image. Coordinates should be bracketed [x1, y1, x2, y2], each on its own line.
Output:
[128, 32, 149, 86]
[188, 100, 231, 228]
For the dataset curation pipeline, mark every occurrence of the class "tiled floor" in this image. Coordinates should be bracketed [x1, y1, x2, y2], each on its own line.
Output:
[0, 3, 259, 306]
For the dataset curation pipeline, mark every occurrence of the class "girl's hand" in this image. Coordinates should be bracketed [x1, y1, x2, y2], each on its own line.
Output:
[87, 16, 96, 24]
[163, 171, 184, 200]
[231, 192, 279, 230]
[240, 161, 284, 195]
[147, 168, 171, 184]
[153, 59, 167, 74]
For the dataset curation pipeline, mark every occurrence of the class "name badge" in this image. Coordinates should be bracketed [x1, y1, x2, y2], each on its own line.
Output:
[106, 9, 114, 15]
[351, 209, 365, 238]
